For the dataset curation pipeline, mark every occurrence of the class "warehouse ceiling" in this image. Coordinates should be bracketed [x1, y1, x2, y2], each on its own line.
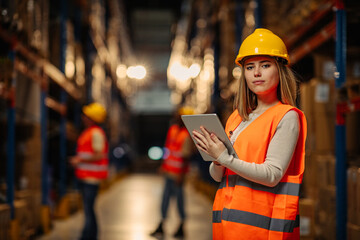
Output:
[123, 0, 183, 81]
[121, 0, 184, 113]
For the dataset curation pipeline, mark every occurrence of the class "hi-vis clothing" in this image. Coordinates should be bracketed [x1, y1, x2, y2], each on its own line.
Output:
[213, 102, 307, 240]
[161, 124, 190, 175]
[75, 126, 109, 180]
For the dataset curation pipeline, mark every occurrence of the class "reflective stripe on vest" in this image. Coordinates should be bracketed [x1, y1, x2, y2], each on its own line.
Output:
[77, 163, 108, 172]
[163, 158, 185, 168]
[169, 150, 183, 158]
[78, 152, 108, 159]
[221, 175, 301, 196]
[212, 103, 307, 240]
[213, 209, 300, 232]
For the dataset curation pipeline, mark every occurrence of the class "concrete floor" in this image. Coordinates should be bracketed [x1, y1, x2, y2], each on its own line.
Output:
[37, 173, 213, 240]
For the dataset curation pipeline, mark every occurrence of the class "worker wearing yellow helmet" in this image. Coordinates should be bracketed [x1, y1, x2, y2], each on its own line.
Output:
[178, 106, 195, 116]
[70, 102, 109, 240]
[192, 28, 307, 239]
[82, 102, 107, 124]
[151, 105, 195, 237]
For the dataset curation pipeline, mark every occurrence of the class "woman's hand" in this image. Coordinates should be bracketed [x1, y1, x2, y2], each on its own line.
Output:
[192, 126, 227, 160]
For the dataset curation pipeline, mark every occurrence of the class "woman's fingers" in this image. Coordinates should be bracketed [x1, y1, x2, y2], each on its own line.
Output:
[192, 130, 208, 149]
[199, 126, 213, 142]
[192, 131, 209, 154]
[192, 130, 206, 143]
[193, 127, 218, 147]
[193, 128, 225, 159]
[210, 133, 221, 143]
[196, 143, 209, 154]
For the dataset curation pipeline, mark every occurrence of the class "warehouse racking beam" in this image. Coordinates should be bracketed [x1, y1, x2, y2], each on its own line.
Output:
[284, 1, 334, 49]
[6, 49, 16, 220]
[0, 26, 82, 100]
[59, 0, 68, 199]
[14, 59, 68, 114]
[289, 20, 336, 65]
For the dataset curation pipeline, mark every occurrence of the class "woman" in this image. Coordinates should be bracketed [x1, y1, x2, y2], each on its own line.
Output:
[192, 28, 307, 240]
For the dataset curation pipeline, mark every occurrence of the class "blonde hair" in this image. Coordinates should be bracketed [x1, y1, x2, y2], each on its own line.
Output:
[234, 58, 298, 121]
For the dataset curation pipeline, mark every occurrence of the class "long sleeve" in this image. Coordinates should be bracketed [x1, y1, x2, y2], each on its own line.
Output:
[210, 110, 300, 187]
[209, 163, 225, 182]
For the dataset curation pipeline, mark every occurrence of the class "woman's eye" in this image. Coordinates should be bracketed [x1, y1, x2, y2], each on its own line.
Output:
[246, 66, 254, 70]
[262, 64, 270, 68]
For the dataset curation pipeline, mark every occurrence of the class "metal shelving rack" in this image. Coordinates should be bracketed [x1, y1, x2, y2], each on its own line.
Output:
[334, 1, 347, 239]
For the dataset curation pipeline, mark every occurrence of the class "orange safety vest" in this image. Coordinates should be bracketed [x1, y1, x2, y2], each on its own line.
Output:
[75, 126, 109, 180]
[213, 102, 307, 240]
[161, 124, 190, 175]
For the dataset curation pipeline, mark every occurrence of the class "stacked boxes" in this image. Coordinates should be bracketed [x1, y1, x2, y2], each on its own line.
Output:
[0, 204, 10, 240]
[14, 199, 32, 239]
[347, 167, 360, 238]
[300, 77, 336, 153]
[299, 54, 337, 239]
[348, 223, 360, 240]
[15, 190, 42, 234]
[299, 198, 316, 239]
[315, 155, 336, 240]
[300, 51, 360, 239]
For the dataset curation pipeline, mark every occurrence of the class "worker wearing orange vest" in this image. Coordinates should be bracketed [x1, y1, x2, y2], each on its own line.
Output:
[192, 28, 307, 239]
[161, 124, 191, 176]
[70, 102, 109, 240]
[151, 106, 195, 238]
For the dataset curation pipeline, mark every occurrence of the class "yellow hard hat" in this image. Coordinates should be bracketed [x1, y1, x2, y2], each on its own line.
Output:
[235, 28, 289, 66]
[178, 106, 194, 115]
[82, 102, 107, 123]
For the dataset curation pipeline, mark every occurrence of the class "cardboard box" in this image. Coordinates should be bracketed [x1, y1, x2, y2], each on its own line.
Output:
[14, 199, 32, 239]
[346, 112, 360, 156]
[300, 81, 316, 151]
[314, 113, 335, 153]
[317, 185, 336, 240]
[315, 154, 336, 187]
[316, 156, 328, 188]
[0, 204, 10, 240]
[15, 190, 42, 231]
[317, 185, 336, 223]
[300, 78, 335, 153]
[299, 198, 315, 237]
[348, 223, 360, 240]
[327, 156, 336, 186]
[313, 54, 335, 81]
[347, 166, 358, 225]
[356, 168, 360, 226]
[302, 153, 318, 199]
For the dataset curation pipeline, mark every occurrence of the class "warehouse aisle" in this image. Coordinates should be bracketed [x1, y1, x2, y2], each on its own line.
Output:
[37, 173, 213, 240]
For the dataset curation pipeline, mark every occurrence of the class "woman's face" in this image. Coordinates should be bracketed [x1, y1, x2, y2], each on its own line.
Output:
[244, 56, 279, 96]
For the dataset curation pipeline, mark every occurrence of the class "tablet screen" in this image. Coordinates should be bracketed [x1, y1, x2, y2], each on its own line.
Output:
[181, 114, 238, 161]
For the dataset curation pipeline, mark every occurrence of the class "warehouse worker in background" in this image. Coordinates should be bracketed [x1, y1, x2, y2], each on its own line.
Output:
[192, 28, 307, 240]
[70, 102, 109, 240]
[151, 106, 195, 238]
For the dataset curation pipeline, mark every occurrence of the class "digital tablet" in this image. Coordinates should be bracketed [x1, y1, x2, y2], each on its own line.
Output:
[181, 114, 238, 161]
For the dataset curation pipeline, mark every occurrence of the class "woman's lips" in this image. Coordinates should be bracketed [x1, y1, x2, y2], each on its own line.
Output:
[253, 80, 265, 85]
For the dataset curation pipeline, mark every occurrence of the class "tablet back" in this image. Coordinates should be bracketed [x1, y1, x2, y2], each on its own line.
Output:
[181, 114, 238, 161]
